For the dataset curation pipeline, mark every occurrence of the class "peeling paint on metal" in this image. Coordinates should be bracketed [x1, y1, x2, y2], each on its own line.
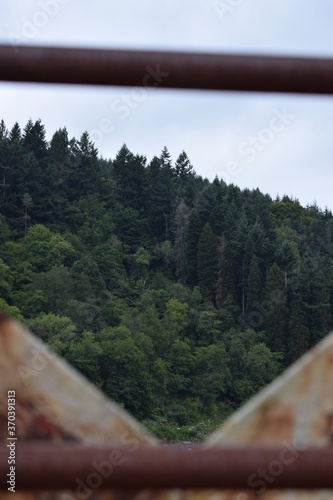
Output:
[2, 317, 333, 498]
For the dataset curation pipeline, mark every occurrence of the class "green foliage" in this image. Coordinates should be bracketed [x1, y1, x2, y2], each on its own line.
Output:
[163, 298, 189, 341]
[99, 326, 152, 418]
[185, 208, 202, 286]
[167, 340, 194, 395]
[145, 153, 173, 240]
[70, 256, 105, 300]
[1, 119, 333, 441]
[264, 263, 287, 355]
[0, 257, 11, 298]
[67, 196, 114, 247]
[24, 225, 75, 272]
[197, 223, 217, 300]
[287, 293, 309, 363]
[0, 298, 24, 321]
[153, 240, 174, 277]
[28, 312, 77, 341]
[0, 214, 10, 244]
[67, 330, 103, 387]
[196, 310, 221, 346]
[247, 254, 262, 314]
[113, 144, 146, 211]
[193, 343, 231, 405]
[222, 328, 281, 403]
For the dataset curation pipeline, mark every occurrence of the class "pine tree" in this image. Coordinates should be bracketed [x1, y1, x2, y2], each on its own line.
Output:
[49, 127, 70, 164]
[247, 254, 262, 314]
[197, 223, 217, 301]
[2, 122, 24, 226]
[196, 183, 218, 228]
[159, 147, 174, 238]
[287, 293, 309, 364]
[264, 262, 287, 355]
[173, 151, 195, 207]
[112, 144, 146, 211]
[185, 208, 202, 286]
[232, 213, 253, 314]
[174, 201, 189, 284]
[145, 155, 172, 240]
[297, 253, 330, 347]
[174, 151, 193, 179]
[160, 146, 172, 169]
[250, 217, 269, 262]
[9, 122, 21, 142]
[215, 235, 227, 309]
[23, 118, 48, 161]
[277, 241, 297, 288]
[77, 131, 100, 196]
[210, 178, 226, 235]
[20, 120, 49, 220]
[43, 128, 71, 226]
[22, 192, 33, 237]
[308, 268, 330, 346]
[0, 120, 9, 199]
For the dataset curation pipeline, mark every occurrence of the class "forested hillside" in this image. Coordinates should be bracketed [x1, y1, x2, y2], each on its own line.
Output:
[1, 119, 332, 440]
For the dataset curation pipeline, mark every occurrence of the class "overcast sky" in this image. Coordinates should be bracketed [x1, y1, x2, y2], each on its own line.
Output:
[1, 0, 333, 210]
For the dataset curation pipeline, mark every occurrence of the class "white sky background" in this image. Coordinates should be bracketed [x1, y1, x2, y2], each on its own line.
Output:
[1, 0, 333, 210]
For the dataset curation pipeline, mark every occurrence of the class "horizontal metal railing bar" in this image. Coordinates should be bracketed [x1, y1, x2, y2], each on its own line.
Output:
[1, 44, 333, 94]
[1, 443, 333, 490]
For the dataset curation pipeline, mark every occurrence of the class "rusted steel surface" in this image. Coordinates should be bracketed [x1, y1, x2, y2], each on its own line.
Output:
[0, 317, 156, 446]
[1, 443, 333, 490]
[207, 331, 333, 448]
[2, 44, 333, 94]
[2, 317, 333, 498]
[202, 330, 333, 499]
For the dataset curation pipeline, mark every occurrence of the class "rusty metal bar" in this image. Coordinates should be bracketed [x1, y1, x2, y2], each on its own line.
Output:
[2, 443, 333, 490]
[1, 44, 333, 94]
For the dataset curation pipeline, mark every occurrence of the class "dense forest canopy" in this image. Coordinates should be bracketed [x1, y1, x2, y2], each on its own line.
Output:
[0, 118, 332, 440]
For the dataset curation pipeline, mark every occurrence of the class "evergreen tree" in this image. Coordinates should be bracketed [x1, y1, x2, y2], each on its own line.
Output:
[185, 208, 202, 286]
[67, 131, 100, 200]
[250, 217, 270, 263]
[145, 155, 172, 239]
[2, 119, 333, 434]
[277, 240, 298, 288]
[22, 118, 48, 161]
[215, 235, 227, 309]
[196, 183, 218, 228]
[308, 268, 330, 346]
[297, 253, 330, 347]
[232, 213, 253, 314]
[0, 120, 9, 199]
[22, 192, 33, 237]
[209, 177, 226, 235]
[173, 150, 195, 205]
[174, 200, 189, 284]
[264, 262, 287, 355]
[197, 223, 217, 301]
[16, 120, 50, 221]
[247, 254, 262, 314]
[287, 292, 309, 363]
[112, 144, 146, 211]
[9, 122, 21, 142]
[2, 122, 24, 227]
[49, 127, 70, 164]
[174, 150, 193, 179]
[46, 128, 71, 226]
[160, 146, 172, 169]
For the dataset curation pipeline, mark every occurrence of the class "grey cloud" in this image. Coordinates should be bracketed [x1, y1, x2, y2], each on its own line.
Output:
[1, 0, 333, 209]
